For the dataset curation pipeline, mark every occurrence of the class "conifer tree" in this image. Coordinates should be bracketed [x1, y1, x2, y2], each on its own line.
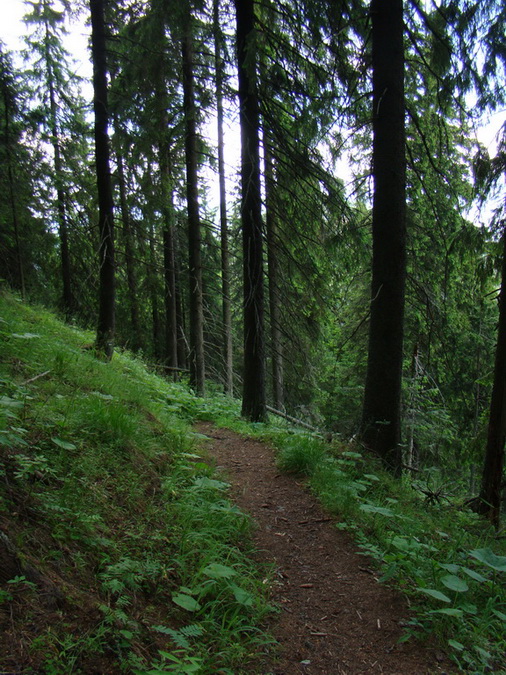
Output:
[90, 0, 115, 359]
[22, 0, 84, 316]
[182, 7, 206, 397]
[234, 0, 267, 422]
[360, 0, 406, 476]
[213, 0, 234, 396]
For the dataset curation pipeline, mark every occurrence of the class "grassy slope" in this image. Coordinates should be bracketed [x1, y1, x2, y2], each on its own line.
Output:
[0, 291, 272, 674]
[1, 291, 506, 674]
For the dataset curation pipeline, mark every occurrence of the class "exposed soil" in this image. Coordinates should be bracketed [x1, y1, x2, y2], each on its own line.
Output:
[197, 422, 457, 675]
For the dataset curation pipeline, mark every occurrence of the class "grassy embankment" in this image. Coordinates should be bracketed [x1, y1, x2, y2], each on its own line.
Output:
[1, 290, 506, 674]
[0, 291, 273, 674]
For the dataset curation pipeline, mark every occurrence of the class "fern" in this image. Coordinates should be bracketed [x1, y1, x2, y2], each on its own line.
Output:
[152, 624, 204, 650]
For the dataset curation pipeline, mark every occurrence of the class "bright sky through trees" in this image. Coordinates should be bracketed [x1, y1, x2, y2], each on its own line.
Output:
[1, 0, 504, 222]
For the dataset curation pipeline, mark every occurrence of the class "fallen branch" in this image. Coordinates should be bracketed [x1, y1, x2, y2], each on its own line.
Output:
[22, 370, 51, 385]
[266, 405, 322, 434]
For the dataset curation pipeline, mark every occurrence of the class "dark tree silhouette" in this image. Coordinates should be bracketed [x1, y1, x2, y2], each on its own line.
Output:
[90, 0, 115, 360]
[360, 0, 406, 475]
[234, 0, 266, 422]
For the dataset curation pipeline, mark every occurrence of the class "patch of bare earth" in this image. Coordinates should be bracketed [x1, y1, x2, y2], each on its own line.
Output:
[197, 422, 457, 675]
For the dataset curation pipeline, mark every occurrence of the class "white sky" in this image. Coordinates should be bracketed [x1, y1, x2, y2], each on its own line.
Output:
[1, 0, 92, 79]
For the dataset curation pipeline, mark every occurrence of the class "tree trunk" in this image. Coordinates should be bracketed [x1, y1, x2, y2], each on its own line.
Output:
[115, 139, 141, 351]
[175, 245, 188, 370]
[360, 0, 406, 476]
[234, 0, 266, 422]
[3, 85, 25, 299]
[90, 0, 115, 360]
[478, 226, 506, 527]
[44, 12, 73, 318]
[214, 0, 234, 396]
[182, 24, 205, 396]
[264, 136, 284, 410]
[147, 217, 162, 359]
[161, 165, 178, 374]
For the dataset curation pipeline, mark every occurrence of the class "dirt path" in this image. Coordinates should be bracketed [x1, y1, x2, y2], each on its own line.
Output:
[197, 422, 455, 675]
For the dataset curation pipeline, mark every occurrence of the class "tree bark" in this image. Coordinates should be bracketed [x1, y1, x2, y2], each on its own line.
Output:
[90, 0, 115, 360]
[264, 136, 284, 410]
[182, 23, 205, 397]
[2, 76, 26, 299]
[115, 138, 141, 351]
[44, 7, 73, 318]
[478, 225, 506, 527]
[147, 217, 162, 359]
[214, 0, 234, 396]
[161, 166, 179, 374]
[360, 0, 406, 476]
[234, 0, 267, 422]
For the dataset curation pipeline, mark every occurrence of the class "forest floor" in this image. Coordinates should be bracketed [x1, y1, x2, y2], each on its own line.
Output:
[197, 422, 457, 675]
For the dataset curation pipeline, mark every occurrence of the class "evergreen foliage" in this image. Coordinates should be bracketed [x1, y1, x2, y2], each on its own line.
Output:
[0, 1, 505, 659]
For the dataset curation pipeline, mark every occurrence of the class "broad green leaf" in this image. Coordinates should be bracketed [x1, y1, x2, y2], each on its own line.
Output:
[475, 646, 492, 659]
[461, 566, 487, 583]
[441, 574, 468, 593]
[429, 608, 464, 617]
[0, 396, 24, 409]
[172, 593, 201, 612]
[202, 563, 237, 579]
[360, 503, 395, 517]
[469, 548, 506, 572]
[192, 476, 229, 491]
[119, 629, 134, 640]
[52, 437, 77, 450]
[417, 587, 451, 603]
[492, 609, 506, 621]
[439, 563, 460, 574]
[230, 583, 254, 606]
[448, 639, 465, 651]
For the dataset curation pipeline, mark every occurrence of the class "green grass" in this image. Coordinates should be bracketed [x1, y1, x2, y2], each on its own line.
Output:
[0, 291, 273, 674]
[3, 289, 506, 674]
[259, 427, 506, 674]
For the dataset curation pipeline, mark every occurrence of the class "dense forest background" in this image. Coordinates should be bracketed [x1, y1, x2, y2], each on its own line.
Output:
[1, 1, 505, 516]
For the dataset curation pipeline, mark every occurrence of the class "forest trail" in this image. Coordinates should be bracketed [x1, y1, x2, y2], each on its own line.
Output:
[197, 422, 455, 675]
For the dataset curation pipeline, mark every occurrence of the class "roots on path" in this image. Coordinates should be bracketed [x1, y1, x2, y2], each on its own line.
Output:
[198, 422, 455, 675]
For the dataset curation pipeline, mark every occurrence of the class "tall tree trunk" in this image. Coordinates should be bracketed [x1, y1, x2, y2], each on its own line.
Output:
[115, 139, 141, 351]
[175, 243, 188, 370]
[214, 0, 234, 396]
[182, 24, 205, 396]
[264, 136, 284, 410]
[478, 225, 506, 527]
[147, 217, 162, 359]
[360, 0, 406, 475]
[234, 0, 266, 422]
[90, 0, 115, 360]
[44, 12, 73, 317]
[160, 153, 178, 373]
[3, 93, 25, 299]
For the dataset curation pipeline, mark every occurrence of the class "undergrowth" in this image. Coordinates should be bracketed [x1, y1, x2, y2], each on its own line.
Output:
[263, 427, 506, 674]
[3, 290, 506, 674]
[0, 292, 273, 674]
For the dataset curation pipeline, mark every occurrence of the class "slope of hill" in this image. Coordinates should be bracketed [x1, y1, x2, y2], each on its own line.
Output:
[0, 291, 271, 673]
